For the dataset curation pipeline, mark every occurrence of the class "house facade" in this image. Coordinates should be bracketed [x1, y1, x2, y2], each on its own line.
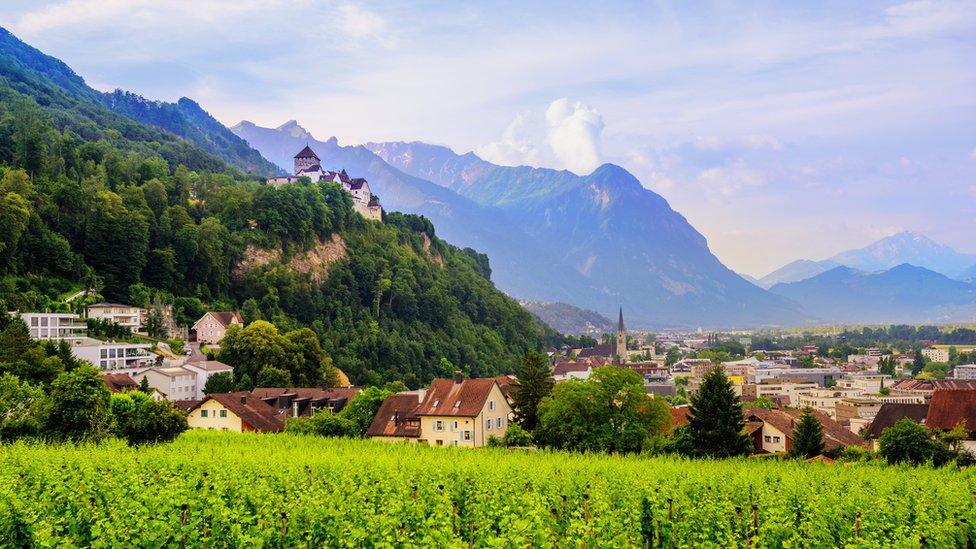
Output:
[186, 392, 284, 433]
[72, 339, 155, 372]
[134, 366, 198, 400]
[415, 377, 512, 447]
[86, 302, 143, 333]
[192, 311, 243, 345]
[19, 312, 87, 341]
[183, 360, 234, 400]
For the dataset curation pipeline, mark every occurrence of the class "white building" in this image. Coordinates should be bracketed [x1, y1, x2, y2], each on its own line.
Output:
[954, 364, 976, 380]
[796, 387, 864, 418]
[71, 338, 155, 372]
[86, 302, 144, 333]
[922, 348, 950, 363]
[182, 360, 233, 399]
[837, 374, 892, 394]
[268, 146, 383, 221]
[192, 311, 243, 345]
[18, 312, 87, 341]
[134, 366, 198, 401]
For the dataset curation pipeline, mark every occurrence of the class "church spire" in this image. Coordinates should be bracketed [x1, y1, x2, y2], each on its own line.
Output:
[617, 307, 625, 332]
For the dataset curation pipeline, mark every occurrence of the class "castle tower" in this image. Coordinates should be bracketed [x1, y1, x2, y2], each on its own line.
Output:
[294, 145, 320, 175]
[615, 307, 627, 364]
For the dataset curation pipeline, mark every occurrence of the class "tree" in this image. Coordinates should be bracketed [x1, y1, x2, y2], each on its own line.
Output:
[217, 321, 288, 383]
[501, 423, 533, 447]
[0, 192, 30, 268]
[0, 319, 32, 365]
[256, 366, 292, 388]
[879, 418, 934, 465]
[685, 366, 753, 458]
[283, 328, 326, 386]
[878, 356, 896, 377]
[45, 365, 113, 441]
[340, 386, 392, 437]
[0, 373, 48, 440]
[535, 367, 671, 453]
[665, 348, 680, 367]
[286, 412, 355, 437]
[790, 408, 825, 458]
[511, 351, 553, 431]
[139, 376, 150, 393]
[203, 371, 234, 394]
[111, 391, 188, 445]
[912, 350, 926, 376]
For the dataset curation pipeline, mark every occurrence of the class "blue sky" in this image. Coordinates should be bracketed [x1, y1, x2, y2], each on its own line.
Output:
[1, 0, 974, 276]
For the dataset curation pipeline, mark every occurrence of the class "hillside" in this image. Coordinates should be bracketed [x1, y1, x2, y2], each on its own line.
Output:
[0, 27, 278, 176]
[519, 300, 613, 336]
[758, 259, 840, 288]
[0, 34, 552, 387]
[234, 127, 807, 328]
[769, 264, 976, 323]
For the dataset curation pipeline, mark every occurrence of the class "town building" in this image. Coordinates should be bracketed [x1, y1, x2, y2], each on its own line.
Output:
[795, 388, 864, 418]
[102, 372, 139, 393]
[953, 364, 976, 380]
[85, 302, 143, 333]
[268, 146, 383, 221]
[134, 366, 198, 400]
[387, 375, 511, 447]
[18, 312, 87, 341]
[925, 389, 976, 453]
[863, 403, 930, 449]
[186, 392, 285, 433]
[182, 361, 234, 400]
[744, 407, 867, 454]
[192, 311, 243, 345]
[922, 348, 950, 363]
[72, 338, 155, 372]
[740, 380, 818, 406]
[250, 387, 362, 418]
[366, 392, 424, 442]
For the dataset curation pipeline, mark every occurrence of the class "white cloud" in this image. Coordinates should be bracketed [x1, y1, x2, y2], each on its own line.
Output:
[970, 147, 976, 160]
[336, 4, 394, 48]
[475, 113, 539, 167]
[696, 159, 768, 201]
[694, 134, 783, 151]
[545, 98, 604, 175]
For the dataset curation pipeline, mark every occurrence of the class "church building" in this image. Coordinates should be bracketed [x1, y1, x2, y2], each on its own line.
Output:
[268, 146, 383, 221]
[615, 307, 627, 364]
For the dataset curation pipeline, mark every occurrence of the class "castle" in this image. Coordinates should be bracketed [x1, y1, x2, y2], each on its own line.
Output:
[268, 145, 383, 221]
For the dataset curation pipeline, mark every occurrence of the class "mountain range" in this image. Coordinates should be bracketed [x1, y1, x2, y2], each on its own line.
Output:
[769, 264, 976, 324]
[759, 232, 976, 288]
[233, 127, 807, 328]
[518, 301, 613, 336]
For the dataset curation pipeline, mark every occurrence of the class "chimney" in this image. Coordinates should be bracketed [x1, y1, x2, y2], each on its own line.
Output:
[393, 410, 399, 425]
[240, 395, 247, 405]
[454, 371, 464, 384]
[415, 388, 426, 403]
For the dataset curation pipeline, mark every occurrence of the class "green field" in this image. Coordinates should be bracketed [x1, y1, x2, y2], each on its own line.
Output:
[1, 432, 973, 547]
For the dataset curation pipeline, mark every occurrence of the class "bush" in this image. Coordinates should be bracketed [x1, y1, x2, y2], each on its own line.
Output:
[502, 424, 533, 447]
[286, 412, 356, 437]
[111, 391, 188, 445]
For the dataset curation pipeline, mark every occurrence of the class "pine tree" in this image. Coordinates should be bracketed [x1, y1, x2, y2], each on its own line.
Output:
[139, 376, 150, 393]
[791, 408, 825, 458]
[686, 366, 753, 458]
[512, 351, 553, 432]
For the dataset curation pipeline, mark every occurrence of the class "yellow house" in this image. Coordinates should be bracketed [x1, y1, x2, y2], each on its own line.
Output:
[415, 376, 512, 447]
[186, 392, 284, 433]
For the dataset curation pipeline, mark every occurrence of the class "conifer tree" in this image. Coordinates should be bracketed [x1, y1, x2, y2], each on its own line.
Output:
[790, 408, 825, 458]
[512, 351, 553, 431]
[686, 366, 752, 458]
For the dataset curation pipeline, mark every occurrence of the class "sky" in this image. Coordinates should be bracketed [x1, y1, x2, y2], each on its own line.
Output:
[1, 0, 974, 276]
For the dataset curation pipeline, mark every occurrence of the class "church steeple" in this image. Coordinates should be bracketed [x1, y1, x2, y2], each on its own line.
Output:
[615, 307, 627, 364]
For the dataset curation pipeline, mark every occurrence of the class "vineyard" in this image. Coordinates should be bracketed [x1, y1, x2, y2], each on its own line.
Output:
[1, 432, 974, 547]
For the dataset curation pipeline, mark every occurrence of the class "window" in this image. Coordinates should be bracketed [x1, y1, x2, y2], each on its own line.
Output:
[436, 440, 443, 446]
[496, 418, 503, 429]
[450, 440, 457, 446]
[219, 410, 227, 418]
[434, 420, 444, 431]
[486, 419, 492, 431]
[462, 430, 472, 441]
[763, 435, 771, 443]
[772, 436, 781, 443]
[488, 400, 495, 411]
[201, 410, 208, 418]
[451, 421, 458, 432]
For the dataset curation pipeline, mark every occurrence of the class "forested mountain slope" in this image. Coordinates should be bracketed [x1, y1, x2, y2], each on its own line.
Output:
[0, 31, 552, 388]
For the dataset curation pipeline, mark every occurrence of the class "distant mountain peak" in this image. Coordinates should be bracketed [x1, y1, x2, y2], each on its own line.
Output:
[276, 120, 312, 139]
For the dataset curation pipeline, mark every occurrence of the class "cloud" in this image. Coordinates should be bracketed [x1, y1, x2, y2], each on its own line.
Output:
[696, 159, 768, 201]
[970, 147, 976, 160]
[545, 98, 604, 175]
[336, 4, 394, 48]
[694, 135, 783, 151]
[475, 113, 539, 167]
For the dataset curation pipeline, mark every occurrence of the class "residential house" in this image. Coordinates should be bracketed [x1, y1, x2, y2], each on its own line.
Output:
[192, 312, 243, 345]
[835, 397, 884, 433]
[250, 387, 362, 418]
[744, 407, 867, 454]
[953, 364, 976, 380]
[102, 372, 139, 393]
[552, 360, 592, 382]
[926, 389, 976, 453]
[740, 380, 818, 406]
[18, 312, 87, 341]
[367, 392, 424, 442]
[134, 366, 198, 400]
[796, 388, 864, 418]
[922, 348, 950, 363]
[86, 302, 143, 333]
[863, 403, 930, 449]
[183, 360, 234, 400]
[72, 338, 155, 372]
[186, 392, 285, 433]
[415, 375, 511, 447]
[889, 379, 976, 401]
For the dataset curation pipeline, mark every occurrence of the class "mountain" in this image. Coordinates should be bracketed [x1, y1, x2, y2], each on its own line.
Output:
[0, 29, 553, 386]
[738, 273, 763, 287]
[362, 141, 805, 328]
[961, 263, 976, 282]
[519, 301, 613, 336]
[0, 26, 278, 176]
[758, 259, 841, 288]
[829, 232, 976, 278]
[769, 264, 976, 324]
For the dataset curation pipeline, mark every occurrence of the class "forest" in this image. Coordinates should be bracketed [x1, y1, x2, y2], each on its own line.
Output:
[0, 70, 553, 387]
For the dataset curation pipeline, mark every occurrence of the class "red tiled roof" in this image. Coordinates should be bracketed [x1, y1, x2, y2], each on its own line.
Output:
[491, 375, 516, 400]
[416, 378, 498, 417]
[576, 344, 614, 359]
[553, 361, 590, 376]
[103, 373, 138, 392]
[208, 311, 243, 328]
[191, 392, 284, 433]
[864, 403, 929, 439]
[250, 387, 361, 401]
[173, 400, 201, 413]
[926, 389, 976, 433]
[744, 407, 866, 450]
[366, 393, 422, 438]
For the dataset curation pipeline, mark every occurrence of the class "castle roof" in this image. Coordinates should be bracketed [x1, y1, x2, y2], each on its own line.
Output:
[294, 145, 320, 160]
